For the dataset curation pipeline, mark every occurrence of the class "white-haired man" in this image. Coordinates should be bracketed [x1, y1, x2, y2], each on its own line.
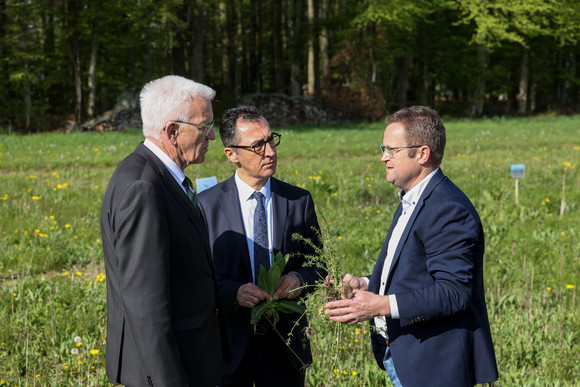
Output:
[101, 75, 228, 386]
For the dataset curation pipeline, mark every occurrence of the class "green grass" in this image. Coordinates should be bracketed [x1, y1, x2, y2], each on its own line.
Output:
[1, 115, 579, 386]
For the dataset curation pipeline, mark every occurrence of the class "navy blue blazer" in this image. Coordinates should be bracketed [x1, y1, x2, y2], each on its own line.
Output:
[198, 175, 324, 376]
[368, 169, 498, 386]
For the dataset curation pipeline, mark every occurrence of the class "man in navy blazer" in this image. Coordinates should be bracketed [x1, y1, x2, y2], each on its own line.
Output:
[325, 106, 498, 386]
[198, 105, 324, 386]
[101, 75, 228, 386]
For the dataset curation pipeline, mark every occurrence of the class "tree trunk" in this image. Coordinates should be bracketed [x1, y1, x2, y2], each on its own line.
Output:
[571, 51, 578, 109]
[140, 3, 153, 81]
[88, 5, 99, 119]
[368, 24, 377, 86]
[234, 1, 241, 102]
[67, 0, 82, 126]
[395, 56, 408, 108]
[220, 1, 231, 89]
[172, 4, 187, 77]
[320, 0, 330, 91]
[249, 0, 261, 92]
[529, 62, 536, 113]
[307, 0, 320, 97]
[517, 47, 529, 115]
[18, 5, 31, 131]
[420, 23, 431, 107]
[291, 0, 304, 96]
[189, 0, 205, 82]
[271, 0, 285, 93]
[473, 44, 488, 116]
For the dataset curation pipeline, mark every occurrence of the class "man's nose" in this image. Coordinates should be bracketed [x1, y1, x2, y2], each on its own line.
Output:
[206, 127, 216, 140]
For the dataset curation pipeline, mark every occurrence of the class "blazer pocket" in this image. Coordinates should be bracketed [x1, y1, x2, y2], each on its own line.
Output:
[172, 315, 203, 332]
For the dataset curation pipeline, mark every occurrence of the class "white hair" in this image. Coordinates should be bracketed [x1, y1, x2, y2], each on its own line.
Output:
[140, 75, 216, 139]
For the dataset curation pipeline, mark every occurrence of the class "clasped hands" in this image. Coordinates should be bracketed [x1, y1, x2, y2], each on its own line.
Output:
[236, 273, 301, 308]
[324, 274, 391, 325]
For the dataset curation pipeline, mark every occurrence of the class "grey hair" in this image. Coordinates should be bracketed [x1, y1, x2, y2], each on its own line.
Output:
[140, 75, 215, 140]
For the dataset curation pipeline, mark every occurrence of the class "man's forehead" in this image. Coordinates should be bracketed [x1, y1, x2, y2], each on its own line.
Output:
[237, 118, 271, 137]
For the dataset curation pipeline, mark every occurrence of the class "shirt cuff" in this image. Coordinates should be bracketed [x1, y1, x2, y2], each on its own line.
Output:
[388, 294, 399, 319]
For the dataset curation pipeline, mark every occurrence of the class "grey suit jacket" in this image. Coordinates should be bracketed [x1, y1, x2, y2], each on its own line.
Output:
[101, 143, 228, 386]
[198, 175, 325, 376]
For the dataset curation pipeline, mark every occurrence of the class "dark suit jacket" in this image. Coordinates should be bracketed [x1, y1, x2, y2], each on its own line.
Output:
[198, 175, 324, 377]
[101, 143, 228, 386]
[368, 169, 498, 386]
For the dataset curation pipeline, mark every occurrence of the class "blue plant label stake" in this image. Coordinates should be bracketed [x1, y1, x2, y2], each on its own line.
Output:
[511, 164, 525, 178]
[510, 164, 525, 204]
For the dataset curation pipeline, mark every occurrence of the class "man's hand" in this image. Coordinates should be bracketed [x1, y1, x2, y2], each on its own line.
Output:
[325, 290, 390, 325]
[342, 274, 368, 292]
[274, 273, 301, 300]
[236, 283, 272, 308]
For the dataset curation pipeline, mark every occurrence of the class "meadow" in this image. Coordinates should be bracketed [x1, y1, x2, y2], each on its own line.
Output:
[0, 115, 578, 386]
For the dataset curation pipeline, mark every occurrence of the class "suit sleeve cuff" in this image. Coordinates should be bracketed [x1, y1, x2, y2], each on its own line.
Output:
[388, 294, 399, 319]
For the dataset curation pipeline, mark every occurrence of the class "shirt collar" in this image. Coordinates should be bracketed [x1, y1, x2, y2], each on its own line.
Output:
[398, 168, 439, 206]
[234, 171, 271, 201]
[144, 138, 186, 184]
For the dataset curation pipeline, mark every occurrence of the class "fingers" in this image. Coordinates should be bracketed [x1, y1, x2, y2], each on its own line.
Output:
[274, 274, 301, 299]
[324, 301, 358, 325]
[342, 274, 364, 290]
[236, 283, 272, 308]
[323, 275, 335, 286]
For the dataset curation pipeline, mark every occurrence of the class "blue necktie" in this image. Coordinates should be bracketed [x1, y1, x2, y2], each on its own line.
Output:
[252, 191, 270, 283]
[182, 176, 200, 214]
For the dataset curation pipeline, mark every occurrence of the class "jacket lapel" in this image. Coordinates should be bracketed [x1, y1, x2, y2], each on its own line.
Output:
[384, 169, 446, 289]
[270, 178, 287, 254]
[221, 176, 254, 277]
[135, 143, 211, 258]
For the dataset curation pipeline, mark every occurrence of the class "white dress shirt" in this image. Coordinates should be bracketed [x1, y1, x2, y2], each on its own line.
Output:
[373, 168, 439, 337]
[144, 139, 188, 194]
[235, 172, 274, 284]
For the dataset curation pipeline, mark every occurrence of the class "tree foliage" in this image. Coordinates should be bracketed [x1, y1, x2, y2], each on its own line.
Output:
[1, 0, 579, 132]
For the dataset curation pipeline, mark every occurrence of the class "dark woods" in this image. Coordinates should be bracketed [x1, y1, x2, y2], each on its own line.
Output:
[2, 0, 579, 132]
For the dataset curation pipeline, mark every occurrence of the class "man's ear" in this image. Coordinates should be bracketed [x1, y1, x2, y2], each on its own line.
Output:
[163, 122, 179, 146]
[417, 145, 431, 165]
[224, 147, 239, 163]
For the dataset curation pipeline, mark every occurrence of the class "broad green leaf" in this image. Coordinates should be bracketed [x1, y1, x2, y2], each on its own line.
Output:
[277, 300, 306, 314]
[250, 301, 269, 324]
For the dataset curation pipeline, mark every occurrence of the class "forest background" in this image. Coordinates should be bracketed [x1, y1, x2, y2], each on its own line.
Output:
[2, 0, 580, 134]
[1, 0, 579, 386]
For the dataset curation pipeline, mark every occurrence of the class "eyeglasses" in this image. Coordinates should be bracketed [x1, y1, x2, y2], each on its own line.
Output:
[173, 119, 215, 137]
[380, 144, 422, 158]
[229, 132, 281, 154]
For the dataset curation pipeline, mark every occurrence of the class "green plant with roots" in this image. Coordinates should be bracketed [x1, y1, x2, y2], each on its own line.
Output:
[291, 216, 362, 382]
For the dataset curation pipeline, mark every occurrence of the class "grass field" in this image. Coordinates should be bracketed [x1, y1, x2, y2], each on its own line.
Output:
[1, 115, 579, 386]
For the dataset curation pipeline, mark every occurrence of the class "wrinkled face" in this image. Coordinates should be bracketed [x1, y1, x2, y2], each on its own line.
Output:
[225, 118, 277, 189]
[381, 122, 422, 193]
[174, 97, 215, 168]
